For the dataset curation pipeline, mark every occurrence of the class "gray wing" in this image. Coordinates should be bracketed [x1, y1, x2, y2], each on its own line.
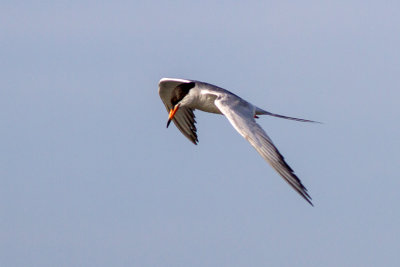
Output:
[215, 94, 313, 205]
[159, 78, 198, 144]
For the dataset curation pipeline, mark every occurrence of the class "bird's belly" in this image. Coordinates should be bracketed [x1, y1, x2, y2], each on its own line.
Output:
[196, 104, 222, 114]
[192, 94, 222, 114]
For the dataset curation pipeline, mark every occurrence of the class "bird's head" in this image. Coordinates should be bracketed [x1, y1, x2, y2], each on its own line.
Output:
[166, 82, 195, 128]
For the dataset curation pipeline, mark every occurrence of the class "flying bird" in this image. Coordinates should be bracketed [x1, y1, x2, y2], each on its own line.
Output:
[159, 78, 318, 205]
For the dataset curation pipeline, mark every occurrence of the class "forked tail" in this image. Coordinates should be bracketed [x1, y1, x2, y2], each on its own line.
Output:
[255, 107, 321, 123]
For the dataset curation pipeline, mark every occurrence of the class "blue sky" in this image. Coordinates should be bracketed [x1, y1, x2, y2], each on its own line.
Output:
[1, 1, 400, 266]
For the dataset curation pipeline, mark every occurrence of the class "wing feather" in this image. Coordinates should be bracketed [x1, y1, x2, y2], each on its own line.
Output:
[159, 79, 198, 144]
[215, 94, 313, 205]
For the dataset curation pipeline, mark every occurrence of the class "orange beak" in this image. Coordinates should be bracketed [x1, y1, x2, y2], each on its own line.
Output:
[166, 104, 180, 128]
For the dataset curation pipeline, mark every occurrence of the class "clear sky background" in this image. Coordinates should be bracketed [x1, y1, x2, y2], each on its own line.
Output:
[1, 1, 400, 266]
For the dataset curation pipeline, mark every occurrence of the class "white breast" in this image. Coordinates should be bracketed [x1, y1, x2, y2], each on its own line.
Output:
[180, 87, 223, 114]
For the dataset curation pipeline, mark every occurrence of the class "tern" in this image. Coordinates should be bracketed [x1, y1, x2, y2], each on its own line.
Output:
[159, 78, 318, 205]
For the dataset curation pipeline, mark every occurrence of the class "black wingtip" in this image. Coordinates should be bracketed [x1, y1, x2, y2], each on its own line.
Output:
[191, 139, 199, 145]
[300, 190, 313, 206]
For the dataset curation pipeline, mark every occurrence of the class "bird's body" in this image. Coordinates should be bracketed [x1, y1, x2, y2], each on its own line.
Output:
[159, 78, 317, 205]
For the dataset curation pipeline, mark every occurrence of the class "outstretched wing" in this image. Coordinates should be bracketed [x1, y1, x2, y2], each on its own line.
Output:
[215, 94, 313, 205]
[159, 78, 198, 144]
